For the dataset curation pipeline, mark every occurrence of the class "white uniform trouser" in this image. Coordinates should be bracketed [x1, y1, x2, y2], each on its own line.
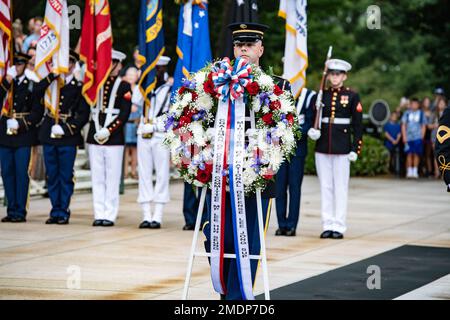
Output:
[315, 152, 350, 234]
[88, 144, 124, 222]
[137, 134, 170, 223]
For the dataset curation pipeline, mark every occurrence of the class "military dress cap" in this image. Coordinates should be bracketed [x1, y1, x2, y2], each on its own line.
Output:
[326, 59, 352, 73]
[69, 49, 80, 62]
[112, 49, 127, 62]
[156, 56, 171, 66]
[228, 22, 269, 44]
[13, 52, 32, 64]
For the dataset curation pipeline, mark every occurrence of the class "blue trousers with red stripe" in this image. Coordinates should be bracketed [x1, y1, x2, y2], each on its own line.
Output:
[203, 192, 270, 300]
[0, 146, 31, 219]
[43, 144, 77, 219]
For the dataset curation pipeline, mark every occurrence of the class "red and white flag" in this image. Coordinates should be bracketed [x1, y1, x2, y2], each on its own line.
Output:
[0, 0, 11, 115]
[80, 0, 113, 107]
[35, 0, 70, 116]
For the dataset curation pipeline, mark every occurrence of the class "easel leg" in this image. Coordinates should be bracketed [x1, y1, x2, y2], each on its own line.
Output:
[256, 189, 271, 300]
[182, 187, 207, 300]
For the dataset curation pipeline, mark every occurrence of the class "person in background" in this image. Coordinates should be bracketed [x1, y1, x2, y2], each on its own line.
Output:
[421, 97, 434, 177]
[401, 98, 427, 178]
[123, 66, 141, 179]
[383, 111, 402, 175]
[430, 87, 446, 112]
[26, 18, 35, 35]
[12, 19, 27, 53]
[275, 88, 315, 237]
[120, 46, 141, 78]
[22, 17, 42, 54]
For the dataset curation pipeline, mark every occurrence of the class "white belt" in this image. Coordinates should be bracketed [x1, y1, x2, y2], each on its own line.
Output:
[322, 117, 351, 125]
[91, 108, 120, 116]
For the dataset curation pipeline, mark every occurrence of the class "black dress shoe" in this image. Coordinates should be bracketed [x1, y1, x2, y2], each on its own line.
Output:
[150, 221, 161, 229]
[331, 231, 344, 239]
[320, 230, 333, 239]
[57, 217, 70, 225]
[102, 220, 115, 227]
[183, 224, 195, 231]
[285, 228, 296, 237]
[92, 219, 103, 226]
[45, 217, 59, 224]
[275, 228, 286, 236]
[11, 217, 26, 223]
[139, 221, 152, 229]
[1, 216, 13, 222]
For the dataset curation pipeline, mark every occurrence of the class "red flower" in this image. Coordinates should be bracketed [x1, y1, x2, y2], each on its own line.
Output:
[246, 81, 260, 96]
[178, 115, 192, 128]
[178, 87, 186, 95]
[207, 72, 213, 82]
[191, 91, 198, 101]
[196, 163, 213, 184]
[273, 85, 283, 96]
[262, 168, 275, 180]
[262, 113, 274, 125]
[269, 100, 281, 110]
[287, 114, 294, 125]
[203, 80, 216, 96]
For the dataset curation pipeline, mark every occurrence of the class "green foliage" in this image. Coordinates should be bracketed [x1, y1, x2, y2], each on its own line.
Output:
[304, 135, 389, 176]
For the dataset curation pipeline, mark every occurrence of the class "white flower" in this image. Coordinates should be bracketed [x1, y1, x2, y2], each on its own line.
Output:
[258, 74, 274, 90]
[181, 92, 192, 107]
[194, 71, 207, 90]
[266, 147, 283, 170]
[280, 96, 295, 113]
[197, 93, 213, 111]
[243, 168, 258, 186]
[189, 121, 207, 147]
[251, 97, 261, 112]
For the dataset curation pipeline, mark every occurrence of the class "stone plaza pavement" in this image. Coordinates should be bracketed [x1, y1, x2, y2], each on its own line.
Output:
[0, 176, 449, 300]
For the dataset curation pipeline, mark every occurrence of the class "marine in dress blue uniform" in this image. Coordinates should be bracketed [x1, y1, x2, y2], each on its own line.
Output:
[0, 53, 52, 222]
[202, 22, 290, 300]
[37, 50, 90, 224]
[275, 88, 315, 236]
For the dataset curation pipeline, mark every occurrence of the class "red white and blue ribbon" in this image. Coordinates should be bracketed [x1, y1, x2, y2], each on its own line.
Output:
[212, 57, 253, 102]
[210, 57, 254, 299]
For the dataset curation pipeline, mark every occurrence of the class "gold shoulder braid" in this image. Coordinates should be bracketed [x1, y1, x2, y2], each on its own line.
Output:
[438, 155, 450, 173]
[436, 125, 450, 144]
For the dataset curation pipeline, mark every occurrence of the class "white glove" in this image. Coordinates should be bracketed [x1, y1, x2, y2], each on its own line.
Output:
[141, 123, 154, 135]
[308, 128, 321, 141]
[7, 118, 19, 130]
[7, 66, 17, 79]
[51, 124, 65, 136]
[348, 151, 358, 162]
[155, 119, 166, 132]
[95, 127, 110, 140]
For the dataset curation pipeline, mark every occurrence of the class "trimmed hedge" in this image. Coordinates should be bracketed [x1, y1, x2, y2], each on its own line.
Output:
[304, 135, 389, 176]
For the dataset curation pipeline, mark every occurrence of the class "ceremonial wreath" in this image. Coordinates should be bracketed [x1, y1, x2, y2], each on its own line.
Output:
[164, 57, 299, 195]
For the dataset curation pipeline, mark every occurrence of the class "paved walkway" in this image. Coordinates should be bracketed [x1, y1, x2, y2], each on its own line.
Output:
[0, 176, 448, 300]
